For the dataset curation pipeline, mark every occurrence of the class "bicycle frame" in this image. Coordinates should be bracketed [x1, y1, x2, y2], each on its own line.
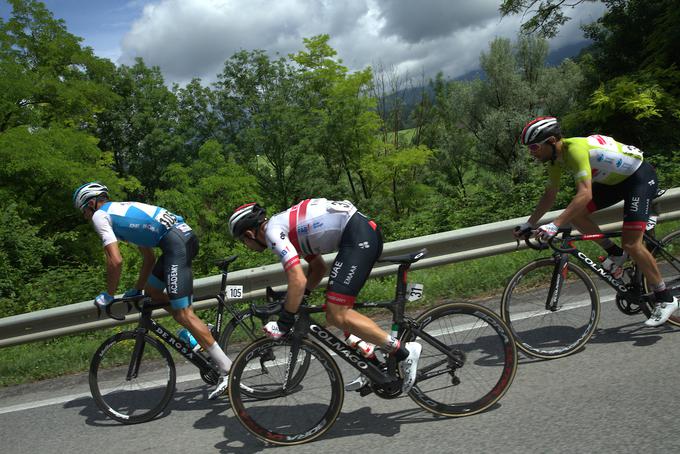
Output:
[115, 255, 242, 381]
[125, 301, 216, 380]
[281, 261, 463, 392]
[544, 231, 667, 310]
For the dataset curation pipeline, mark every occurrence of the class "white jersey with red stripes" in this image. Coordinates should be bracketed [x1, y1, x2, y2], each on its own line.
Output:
[265, 199, 358, 271]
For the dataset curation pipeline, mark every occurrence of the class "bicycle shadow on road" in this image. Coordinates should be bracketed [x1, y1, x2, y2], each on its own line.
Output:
[589, 321, 680, 348]
[65, 383, 233, 427]
[511, 322, 680, 365]
[213, 401, 503, 452]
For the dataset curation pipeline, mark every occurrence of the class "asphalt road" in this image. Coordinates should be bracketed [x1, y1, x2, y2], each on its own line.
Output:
[2, 284, 680, 454]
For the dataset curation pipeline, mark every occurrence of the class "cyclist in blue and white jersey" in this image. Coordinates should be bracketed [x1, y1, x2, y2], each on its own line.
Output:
[228, 199, 421, 393]
[73, 182, 232, 399]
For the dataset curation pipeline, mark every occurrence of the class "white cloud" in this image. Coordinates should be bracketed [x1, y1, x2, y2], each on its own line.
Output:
[118, 0, 607, 85]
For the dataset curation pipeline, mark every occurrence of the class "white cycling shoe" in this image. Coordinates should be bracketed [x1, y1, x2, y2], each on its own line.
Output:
[345, 374, 369, 391]
[208, 374, 229, 400]
[645, 297, 680, 327]
[263, 321, 288, 339]
[399, 342, 422, 393]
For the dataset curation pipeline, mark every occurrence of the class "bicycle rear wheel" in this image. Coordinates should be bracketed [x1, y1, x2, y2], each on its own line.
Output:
[406, 302, 517, 416]
[501, 258, 600, 359]
[644, 229, 680, 327]
[219, 311, 312, 398]
[89, 331, 175, 424]
[228, 337, 343, 446]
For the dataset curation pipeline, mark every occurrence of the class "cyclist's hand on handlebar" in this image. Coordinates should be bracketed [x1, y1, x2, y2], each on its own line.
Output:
[513, 222, 534, 239]
[535, 222, 559, 241]
[94, 291, 114, 310]
[123, 288, 143, 299]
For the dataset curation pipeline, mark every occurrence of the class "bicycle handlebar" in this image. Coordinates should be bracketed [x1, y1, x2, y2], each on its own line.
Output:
[515, 227, 576, 253]
[98, 295, 146, 321]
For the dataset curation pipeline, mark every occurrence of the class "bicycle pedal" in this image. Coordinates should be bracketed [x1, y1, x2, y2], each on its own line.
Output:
[359, 385, 373, 397]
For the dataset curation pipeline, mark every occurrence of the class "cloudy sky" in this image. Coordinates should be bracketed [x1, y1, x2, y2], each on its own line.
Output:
[1, 0, 607, 85]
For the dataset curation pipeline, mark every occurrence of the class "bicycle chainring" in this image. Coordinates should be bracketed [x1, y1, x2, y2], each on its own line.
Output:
[200, 368, 219, 385]
[615, 292, 642, 315]
[371, 377, 403, 399]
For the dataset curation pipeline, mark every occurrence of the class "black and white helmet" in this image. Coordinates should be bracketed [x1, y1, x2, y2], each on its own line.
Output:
[520, 116, 561, 145]
[72, 182, 108, 212]
[229, 203, 266, 237]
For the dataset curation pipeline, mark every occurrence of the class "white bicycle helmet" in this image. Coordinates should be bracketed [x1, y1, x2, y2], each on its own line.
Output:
[229, 203, 266, 237]
[520, 116, 561, 145]
[73, 182, 108, 212]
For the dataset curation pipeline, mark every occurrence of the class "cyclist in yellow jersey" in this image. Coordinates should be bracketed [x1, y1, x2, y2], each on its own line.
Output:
[513, 117, 678, 326]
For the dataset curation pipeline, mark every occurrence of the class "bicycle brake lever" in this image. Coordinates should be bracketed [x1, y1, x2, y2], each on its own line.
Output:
[105, 302, 125, 321]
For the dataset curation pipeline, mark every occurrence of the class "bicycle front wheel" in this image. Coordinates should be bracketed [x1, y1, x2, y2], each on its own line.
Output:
[219, 311, 311, 398]
[645, 229, 680, 327]
[406, 302, 517, 417]
[501, 258, 600, 359]
[229, 337, 343, 446]
[89, 331, 176, 424]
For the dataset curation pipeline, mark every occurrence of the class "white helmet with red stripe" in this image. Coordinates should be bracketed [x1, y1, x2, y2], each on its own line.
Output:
[520, 116, 561, 145]
[229, 203, 266, 237]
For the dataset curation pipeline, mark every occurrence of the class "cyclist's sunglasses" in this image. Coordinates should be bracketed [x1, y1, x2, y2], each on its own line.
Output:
[527, 137, 551, 151]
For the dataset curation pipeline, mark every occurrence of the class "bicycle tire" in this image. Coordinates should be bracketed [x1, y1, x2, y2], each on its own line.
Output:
[219, 310, 312, 398]
[405, 302, 517, 416]
[228, 337, 343, 446]
[643, 228, 680, 327]
[89, 331, 176, 424]
[501, 258, 600, 359]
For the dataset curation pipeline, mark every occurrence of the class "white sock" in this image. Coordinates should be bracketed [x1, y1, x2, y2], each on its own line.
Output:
[207, 342, 232, 375]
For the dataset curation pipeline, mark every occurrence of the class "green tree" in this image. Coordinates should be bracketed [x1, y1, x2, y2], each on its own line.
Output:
[155, 140, 263, 272]
[499, 0, 598, 37]
[291, 35, 382, 203]
[0, 0, 118, 132]
[96, 59, 182, 195]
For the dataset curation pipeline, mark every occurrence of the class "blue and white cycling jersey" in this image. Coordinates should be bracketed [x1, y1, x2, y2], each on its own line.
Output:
[91, 202, 187, 247]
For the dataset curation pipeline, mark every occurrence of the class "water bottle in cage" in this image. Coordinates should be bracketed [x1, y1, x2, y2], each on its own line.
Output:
[345, 334, 376, 359]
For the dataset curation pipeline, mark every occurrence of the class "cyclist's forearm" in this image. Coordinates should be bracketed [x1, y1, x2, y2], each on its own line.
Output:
[554, 191, 591, 226]
[106, 261, 122, 295]
[285, 265, 307, 313]
[103, 243, 123, 295]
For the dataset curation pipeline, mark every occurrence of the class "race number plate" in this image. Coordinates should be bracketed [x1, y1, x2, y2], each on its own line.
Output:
[406, 283, 424, 302]
[226, 285, 244, 300]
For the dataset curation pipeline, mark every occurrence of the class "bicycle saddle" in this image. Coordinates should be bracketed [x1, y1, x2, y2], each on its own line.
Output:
[378, 248, 427, 264]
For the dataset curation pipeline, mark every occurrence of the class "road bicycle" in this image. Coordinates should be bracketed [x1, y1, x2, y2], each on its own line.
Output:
[89, 255, 309, 424]
[228, 248, 518, 446]
[501, 219, 680, 359]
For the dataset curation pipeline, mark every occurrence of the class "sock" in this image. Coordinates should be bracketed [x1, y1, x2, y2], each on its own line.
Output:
[207, 342, 232, 375]
[383, 335, 409, 361]
[652, 282, 673, 303]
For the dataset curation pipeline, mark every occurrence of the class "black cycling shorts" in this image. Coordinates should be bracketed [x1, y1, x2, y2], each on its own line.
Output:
[586, 161, 658, 232]
[326, 213, 383, 306]
[148, 224, 199, 309]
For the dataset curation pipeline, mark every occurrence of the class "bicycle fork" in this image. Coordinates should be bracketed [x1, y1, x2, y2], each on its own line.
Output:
[546, 253, 570, 311]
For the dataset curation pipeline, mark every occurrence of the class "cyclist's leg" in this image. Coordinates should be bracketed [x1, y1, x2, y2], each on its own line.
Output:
[620, 163, 661, 285]
[159, 227, 232, 379]
[324, 213, 390, 347]
[620, 164, 677, 306]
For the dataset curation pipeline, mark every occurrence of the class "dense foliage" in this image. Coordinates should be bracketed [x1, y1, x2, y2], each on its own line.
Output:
[0, 0, 678, 317]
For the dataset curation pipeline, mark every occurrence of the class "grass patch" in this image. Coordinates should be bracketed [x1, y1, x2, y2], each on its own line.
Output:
[2, 220, 678, 387]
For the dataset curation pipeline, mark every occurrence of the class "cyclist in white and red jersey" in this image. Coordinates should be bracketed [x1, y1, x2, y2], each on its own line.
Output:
[229, 199, 422, 393]
[513, 117, 678, 326]
[73, 182, 232, 399]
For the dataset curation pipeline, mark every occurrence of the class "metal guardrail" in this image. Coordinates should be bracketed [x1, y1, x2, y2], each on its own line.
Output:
[1, 187, 679, 347]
